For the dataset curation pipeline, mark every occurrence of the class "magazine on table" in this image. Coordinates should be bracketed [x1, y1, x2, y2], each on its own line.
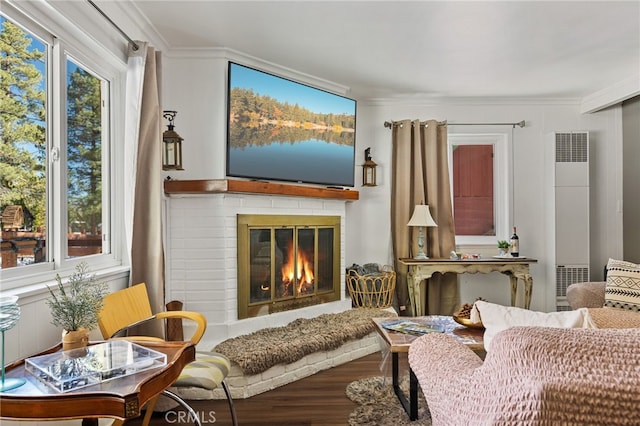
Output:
[381, 319, 445, 336]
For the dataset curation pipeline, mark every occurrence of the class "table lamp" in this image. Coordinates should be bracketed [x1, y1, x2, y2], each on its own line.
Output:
[0, 295, 25, 391]
[407, 204, 438, 259]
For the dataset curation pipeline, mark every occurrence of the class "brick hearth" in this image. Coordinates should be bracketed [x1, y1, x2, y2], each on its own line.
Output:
[171, 332, 382, 400]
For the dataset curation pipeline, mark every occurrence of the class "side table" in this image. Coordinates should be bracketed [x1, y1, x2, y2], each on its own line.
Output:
[371, 316, 484, 421]
[0, 340, 195, 424]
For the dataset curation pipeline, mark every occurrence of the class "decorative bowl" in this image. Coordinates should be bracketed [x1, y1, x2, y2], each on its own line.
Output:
[452, 315, 484, 329]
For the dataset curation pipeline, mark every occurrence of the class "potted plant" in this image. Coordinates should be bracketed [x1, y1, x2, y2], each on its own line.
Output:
[46, 262, 109, 351]
[497, 240, 510, 256]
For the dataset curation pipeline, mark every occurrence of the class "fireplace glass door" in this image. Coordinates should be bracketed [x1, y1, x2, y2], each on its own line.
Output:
[238, 215, 341, 319]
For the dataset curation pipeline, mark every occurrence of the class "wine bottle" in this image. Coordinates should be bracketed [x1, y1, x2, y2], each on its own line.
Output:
[510, 226, 519, 257]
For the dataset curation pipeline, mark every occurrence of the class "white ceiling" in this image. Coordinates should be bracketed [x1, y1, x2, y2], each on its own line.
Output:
[129, 1, 640, 101]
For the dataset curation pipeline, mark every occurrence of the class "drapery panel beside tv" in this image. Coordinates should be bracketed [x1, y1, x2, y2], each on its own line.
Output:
[226, 62, 357, 187]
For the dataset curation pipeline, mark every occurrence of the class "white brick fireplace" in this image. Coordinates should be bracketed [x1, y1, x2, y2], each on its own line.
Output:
[164, 189, 352, 350]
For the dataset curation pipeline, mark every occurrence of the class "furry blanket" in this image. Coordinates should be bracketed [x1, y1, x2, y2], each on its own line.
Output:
[346, 376, 431, 425]
[213, 308, 395, 375]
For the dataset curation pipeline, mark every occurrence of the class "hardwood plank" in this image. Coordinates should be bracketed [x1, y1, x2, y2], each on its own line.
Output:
[126, 352, 412, 426]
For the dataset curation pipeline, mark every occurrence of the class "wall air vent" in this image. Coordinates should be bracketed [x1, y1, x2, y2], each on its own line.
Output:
[555, 132, 588, 163]
[555, 266, 590, 298]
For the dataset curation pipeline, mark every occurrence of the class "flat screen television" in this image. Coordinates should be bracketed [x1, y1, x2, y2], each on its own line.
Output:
[226, 62, 357, 187]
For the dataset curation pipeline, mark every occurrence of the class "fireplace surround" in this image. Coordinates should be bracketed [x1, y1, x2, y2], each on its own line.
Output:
[164, 181, 355, 350]
[237, 214, 341, 319]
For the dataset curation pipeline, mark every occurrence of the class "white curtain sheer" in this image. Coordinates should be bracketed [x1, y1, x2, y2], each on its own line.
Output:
[123, 41, 147, 263]
[123, 41, 165, 335]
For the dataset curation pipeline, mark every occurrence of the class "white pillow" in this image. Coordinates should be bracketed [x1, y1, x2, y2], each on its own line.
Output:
[471, 300, 596, 351]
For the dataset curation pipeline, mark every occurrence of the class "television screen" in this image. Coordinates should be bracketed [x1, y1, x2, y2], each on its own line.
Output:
[227, 62, 357, 187]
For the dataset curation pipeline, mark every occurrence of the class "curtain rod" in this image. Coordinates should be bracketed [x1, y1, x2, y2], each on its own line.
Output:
[87, 0, 139, 51]
[383, 120, 446, 128]
[384, 120, 525, 129]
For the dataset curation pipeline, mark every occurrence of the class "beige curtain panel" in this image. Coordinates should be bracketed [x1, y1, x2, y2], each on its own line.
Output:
[391, 119, 459, 316]
[130, 46, 165, 337]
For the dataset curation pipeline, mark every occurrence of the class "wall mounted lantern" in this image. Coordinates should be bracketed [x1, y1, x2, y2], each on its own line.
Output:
[162, 110, 184, 171]
[362, 147, 377, 187]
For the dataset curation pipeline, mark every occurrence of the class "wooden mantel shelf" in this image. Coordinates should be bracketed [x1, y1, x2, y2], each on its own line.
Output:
[164, 179, 359, 200]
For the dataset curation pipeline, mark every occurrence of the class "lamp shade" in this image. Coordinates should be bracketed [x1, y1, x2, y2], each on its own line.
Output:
[407, 205, 437, 227]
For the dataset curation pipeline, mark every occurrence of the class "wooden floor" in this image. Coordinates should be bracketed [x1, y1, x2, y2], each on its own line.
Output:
[126, 352, 411, 426]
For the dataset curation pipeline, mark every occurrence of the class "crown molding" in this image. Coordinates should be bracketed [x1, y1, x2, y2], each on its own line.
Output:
[581, 75, 640, 114]
[360, 96, 582, 108]
[92, 0, 171, 53]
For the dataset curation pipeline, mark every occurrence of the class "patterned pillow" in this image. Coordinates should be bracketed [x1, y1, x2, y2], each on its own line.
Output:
[604, 258, 640, 311]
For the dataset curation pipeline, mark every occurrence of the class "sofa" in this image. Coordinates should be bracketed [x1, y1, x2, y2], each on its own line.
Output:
[408, 259, 640, 424]
[566, 281, 606, 309]
[566, 280, 640, 328]
[408, 325, 640, 425]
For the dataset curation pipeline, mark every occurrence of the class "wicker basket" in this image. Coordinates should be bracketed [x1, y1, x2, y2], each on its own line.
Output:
[346, 268, 396, 309]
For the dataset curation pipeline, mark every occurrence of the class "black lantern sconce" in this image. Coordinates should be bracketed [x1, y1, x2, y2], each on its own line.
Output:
[362, 147, 377, 187]
[162, 110, 184, 171]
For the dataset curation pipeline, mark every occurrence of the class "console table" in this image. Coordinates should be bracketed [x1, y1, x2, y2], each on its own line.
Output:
[399, 257, 538, 316]
[0, 340, 195, 424]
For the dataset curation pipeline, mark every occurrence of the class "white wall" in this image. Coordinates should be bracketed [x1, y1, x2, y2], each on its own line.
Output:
[623, 97, 640, 263]
[161, 51, 228, 181]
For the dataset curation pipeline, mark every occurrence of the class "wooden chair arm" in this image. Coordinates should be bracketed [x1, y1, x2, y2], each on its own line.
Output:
[156, 311, 207, 344]
[108, 316, 160, 339]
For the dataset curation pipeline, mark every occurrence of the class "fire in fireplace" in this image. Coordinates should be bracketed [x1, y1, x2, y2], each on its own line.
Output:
[237, 215, 341, 319]
[280, 236, 314, 297]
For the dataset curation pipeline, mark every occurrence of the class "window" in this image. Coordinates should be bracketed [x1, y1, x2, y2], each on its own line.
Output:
[453, 144, 494, 236]
[448, 133, 512, 246]
[66, 58, 108, 259]
[1, 4, 121, 289]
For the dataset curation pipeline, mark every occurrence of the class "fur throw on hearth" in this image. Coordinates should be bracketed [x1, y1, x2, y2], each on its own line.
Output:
[213, 308, 396, 375]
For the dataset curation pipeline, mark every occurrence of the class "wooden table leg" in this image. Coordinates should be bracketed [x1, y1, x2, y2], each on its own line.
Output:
[523, 274, 533, 309]
[509, 274, 518, 307]
[406, 270, 418, 316]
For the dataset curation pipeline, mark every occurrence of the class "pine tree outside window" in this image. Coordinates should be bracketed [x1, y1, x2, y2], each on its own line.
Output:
[1, 6, 117, 289]
[66, 58, 106, 259]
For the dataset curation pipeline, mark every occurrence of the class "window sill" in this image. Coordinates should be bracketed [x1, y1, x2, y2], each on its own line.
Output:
[1, 265, 129, 303]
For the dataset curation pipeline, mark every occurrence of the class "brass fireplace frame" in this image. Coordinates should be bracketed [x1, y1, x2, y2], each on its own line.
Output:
[237, 214, 341, 319]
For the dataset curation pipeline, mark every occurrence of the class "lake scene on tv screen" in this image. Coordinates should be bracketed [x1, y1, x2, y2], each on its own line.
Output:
[227, 62, 356, 187]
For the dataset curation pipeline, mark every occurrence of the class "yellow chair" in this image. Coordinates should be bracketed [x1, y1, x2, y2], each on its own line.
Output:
[98, 283, 237, 426]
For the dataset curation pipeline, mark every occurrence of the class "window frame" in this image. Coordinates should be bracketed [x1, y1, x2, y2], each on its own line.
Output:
[1, 2, 125, 290]
[448, 132, 513, 247]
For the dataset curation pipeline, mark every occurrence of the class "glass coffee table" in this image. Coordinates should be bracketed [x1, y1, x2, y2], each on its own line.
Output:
[371, 316, 484, 420]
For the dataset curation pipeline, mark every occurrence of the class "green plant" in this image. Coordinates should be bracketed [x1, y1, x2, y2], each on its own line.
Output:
[497, 240, 510, 249]
[46, 262, 108, 331]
